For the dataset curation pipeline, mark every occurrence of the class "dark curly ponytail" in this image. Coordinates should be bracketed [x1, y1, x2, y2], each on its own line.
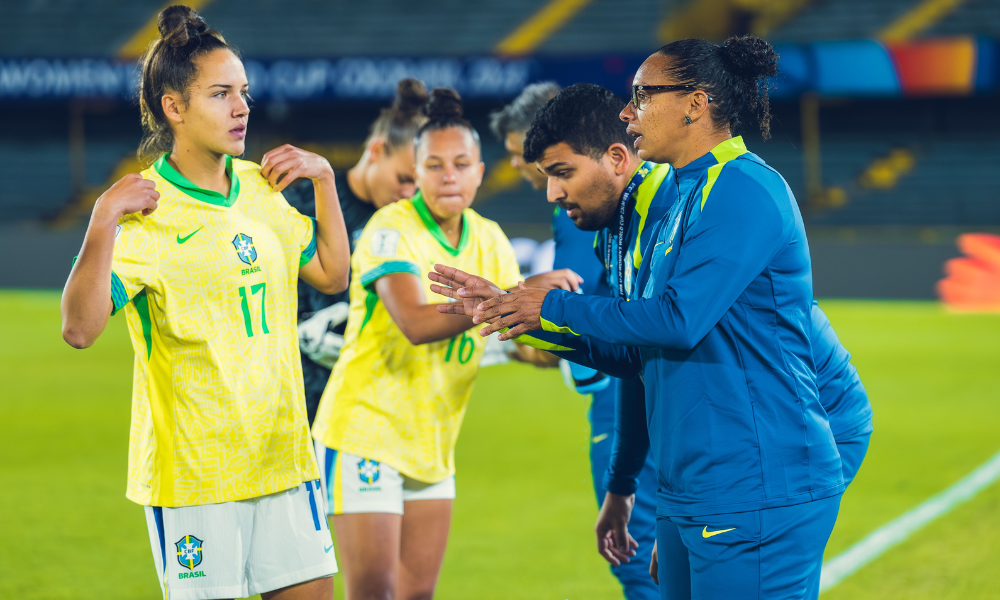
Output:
[137, 5, 235, 165]
[656, 34, 778, 139]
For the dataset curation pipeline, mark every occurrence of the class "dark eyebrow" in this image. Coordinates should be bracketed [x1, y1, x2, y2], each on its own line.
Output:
[541, 161, 570, 175]
[208, 83, 249, 90]
[427, 153, 472, 161]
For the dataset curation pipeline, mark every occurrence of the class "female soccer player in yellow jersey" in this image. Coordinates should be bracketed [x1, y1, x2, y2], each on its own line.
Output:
[311, 89, 580, 600]
[284, 78, 429, 426]
[60, 6, 349, 600]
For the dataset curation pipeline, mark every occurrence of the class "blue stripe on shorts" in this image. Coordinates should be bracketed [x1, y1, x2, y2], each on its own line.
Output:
[304, 480, 321, 531]
[324, 448, 338, 508]
[152, 507, 166, 574]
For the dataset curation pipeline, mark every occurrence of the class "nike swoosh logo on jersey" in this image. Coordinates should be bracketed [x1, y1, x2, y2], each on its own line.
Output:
[702, 526, 735, 539]
[591, 433, 609, 444]
[177, 227, 204, 244]
[324, 544, 334, 553]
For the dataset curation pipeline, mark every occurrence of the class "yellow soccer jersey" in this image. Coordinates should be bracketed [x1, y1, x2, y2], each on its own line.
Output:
[312, 192, 521, 483]
[111, 153, 320, 507]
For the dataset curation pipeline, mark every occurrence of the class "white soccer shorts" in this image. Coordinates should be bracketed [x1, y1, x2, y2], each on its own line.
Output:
[144, 480, 337, 600]
[315, 442, 456, 515]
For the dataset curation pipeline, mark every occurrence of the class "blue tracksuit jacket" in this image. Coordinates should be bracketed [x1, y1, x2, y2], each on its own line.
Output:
[604, 300, 872, 497]
[810, 302, 873, 438]
[523, 137, 845, 517]
[552, 206, 612, 393]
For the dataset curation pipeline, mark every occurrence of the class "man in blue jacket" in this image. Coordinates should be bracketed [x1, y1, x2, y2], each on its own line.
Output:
[493, 82, 674, 600]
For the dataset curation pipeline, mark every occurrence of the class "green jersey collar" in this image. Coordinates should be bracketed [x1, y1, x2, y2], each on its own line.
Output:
[154, 153, 241, 207]
[411, 191, 469, 256]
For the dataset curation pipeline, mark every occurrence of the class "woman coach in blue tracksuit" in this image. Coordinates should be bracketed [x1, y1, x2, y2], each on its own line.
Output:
[433, 35, 853, 599]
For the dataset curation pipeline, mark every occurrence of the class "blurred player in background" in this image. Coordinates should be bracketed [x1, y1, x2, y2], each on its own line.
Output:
[491, 82, 561, 196]
[311, 88, 578, 600]
[284, 78, 429, 425]
[60, 5, 350, 599]
[489, 82, 563, 369]
[490, 82, 662, 600]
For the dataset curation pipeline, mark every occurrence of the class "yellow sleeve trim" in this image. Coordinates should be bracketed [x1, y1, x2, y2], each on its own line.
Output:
[511, 333, 574, 352]
[540, 316, 580, 336]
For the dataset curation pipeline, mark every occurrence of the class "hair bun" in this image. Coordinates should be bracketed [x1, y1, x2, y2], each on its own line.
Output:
[158, 4, 209, 48]
[426, 88, 464, 121]
[721, 34, 778, 81]
[393, 78, 430, 118]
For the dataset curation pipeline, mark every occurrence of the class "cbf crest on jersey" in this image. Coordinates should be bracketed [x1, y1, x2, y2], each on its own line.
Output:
[175, 534, 204, 570]
[358, 458, 380, 485]
[232, 233, 258, 265]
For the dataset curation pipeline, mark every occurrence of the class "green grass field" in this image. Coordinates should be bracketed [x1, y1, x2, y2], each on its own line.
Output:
[1, 291, 998, 599]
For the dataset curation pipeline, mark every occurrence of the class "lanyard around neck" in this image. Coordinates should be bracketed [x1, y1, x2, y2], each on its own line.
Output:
[605, 162, 652, 299]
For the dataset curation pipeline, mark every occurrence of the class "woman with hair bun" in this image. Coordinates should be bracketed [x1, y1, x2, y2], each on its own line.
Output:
[60, 5, 349, 599]
[284, 78, 430, 427]
[605, 37, 846, 600]
[311, 88, 579, 599]
[434, 35, 853, 599]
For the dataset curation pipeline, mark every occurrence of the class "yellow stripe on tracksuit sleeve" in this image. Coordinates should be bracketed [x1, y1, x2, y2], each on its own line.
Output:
[701, 137, 749, 211]
[540, 316, 580, 336]
[512, 333, 575, 352]
[498, 323, 575, 351]
[632, 163, 673, 269]
[333, 454, 344, 515]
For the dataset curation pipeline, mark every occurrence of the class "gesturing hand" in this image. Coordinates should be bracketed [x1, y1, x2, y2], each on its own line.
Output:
[429, 265, 565, 340]
[429, 264, 507, 319]
[472, 282, 550, 341]
[260, 144, 334, 193]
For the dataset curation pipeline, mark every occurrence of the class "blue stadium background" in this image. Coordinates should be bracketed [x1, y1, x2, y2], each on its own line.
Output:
[2, 0, 999, 298]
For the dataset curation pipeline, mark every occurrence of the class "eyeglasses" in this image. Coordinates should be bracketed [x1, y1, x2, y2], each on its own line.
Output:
[630, 85, 713, 111]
